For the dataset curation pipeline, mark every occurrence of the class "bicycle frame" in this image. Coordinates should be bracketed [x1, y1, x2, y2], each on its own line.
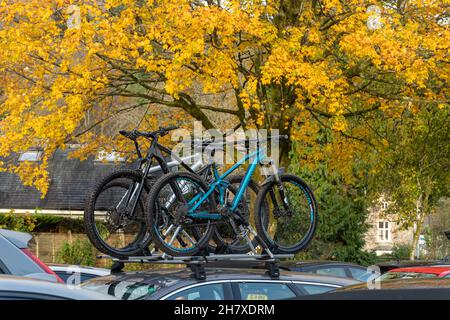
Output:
[187, 146, 267, 219]
[118, 135, 203, 218]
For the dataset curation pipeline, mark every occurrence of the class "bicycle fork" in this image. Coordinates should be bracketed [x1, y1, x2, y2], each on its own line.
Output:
[230, 213, 275, 258]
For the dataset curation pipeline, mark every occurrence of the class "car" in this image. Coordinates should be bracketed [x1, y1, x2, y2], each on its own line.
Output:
[376, 260, 450, 274]
[0, 229, 63, 283]
[279, 261, 373, 281]
[0, 274, 117, 300]
[378, 266, 450, 281]
[48, 264, 111, 284]
[81, 267, 359, 300]
[297, 278, 450, 300]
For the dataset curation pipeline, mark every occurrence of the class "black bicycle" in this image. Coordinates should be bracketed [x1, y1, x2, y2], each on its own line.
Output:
[84, 126, 261, 258]
[83, 126, 198, 258]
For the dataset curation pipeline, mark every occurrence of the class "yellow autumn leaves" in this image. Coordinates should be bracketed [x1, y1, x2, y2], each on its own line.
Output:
[0, 0, 448, 194]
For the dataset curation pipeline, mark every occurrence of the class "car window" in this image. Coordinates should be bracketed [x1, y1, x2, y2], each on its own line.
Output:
[348, 267, 371, 281]
[166, 284, 225, 301]
[82, 277, 168, 300]
[443, 274, 450, 278]
[56, 271, 100, 284]
[295, 283, 337, 295]
[315, 267, 348, 278]
[237, 282, 296, 300]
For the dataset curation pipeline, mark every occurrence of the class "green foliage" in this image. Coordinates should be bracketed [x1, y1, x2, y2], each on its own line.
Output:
[56, 239, 95, 266]
[390, 244, 413, 260]
[0, 210, 36, 232]
[33, 214, 85, 233]
[289, 160, 376, 266]
[0, 211, 85, 233]
[423, 198, 450, 260]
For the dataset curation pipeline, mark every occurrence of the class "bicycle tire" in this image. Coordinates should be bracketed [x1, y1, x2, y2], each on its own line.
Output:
[147, 171, 216, 256]
[211, 175, 266, 254]
[254, 174, 318, 254]
[84, 169, 153, 258]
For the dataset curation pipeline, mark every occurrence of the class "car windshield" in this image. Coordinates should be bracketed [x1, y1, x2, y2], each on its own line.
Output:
[81, 275, 179, 300]
[379, 272, 438, 281]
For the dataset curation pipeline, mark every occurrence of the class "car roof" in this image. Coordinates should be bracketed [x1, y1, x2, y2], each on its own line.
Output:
[281, 260, 362, 268]
[0, 229, 31, 248]
[0, 274, 116, 300]
[389, 266, 450, 275]
[337, 278, 450, 291]
[99, 267, 359, 287]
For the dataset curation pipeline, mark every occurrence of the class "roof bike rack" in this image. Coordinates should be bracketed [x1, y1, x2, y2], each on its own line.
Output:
[97, 253, 294, 280]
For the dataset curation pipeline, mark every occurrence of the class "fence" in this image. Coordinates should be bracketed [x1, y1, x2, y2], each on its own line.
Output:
[29, 231, 90, 264]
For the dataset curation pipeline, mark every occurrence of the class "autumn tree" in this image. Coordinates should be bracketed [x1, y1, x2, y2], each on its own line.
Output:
[369, 106, 449, 260]
[0, 0, 448, 194]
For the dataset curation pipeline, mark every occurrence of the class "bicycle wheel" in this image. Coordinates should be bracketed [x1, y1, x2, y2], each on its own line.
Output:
[84, 169, 153, 258]
[211, 176, 268, 254]
[147, 171, 216, 256]
[254, 174, 318, 254]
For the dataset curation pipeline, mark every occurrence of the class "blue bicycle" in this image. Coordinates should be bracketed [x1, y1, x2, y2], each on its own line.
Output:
[146, 135, 318, 256]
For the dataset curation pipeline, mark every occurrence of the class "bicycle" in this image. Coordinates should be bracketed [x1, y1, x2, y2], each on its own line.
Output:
[84, 126, 202, 258]
[146, 135, 318, 257]
[84, 126, 261, 258]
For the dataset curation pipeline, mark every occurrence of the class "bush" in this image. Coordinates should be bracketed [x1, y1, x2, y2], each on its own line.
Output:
[0, 211, 86, 233]
[0, 210, 36, 232]
[288, 161, 376, 266]
[56, 239, 95, 266]
[390, 244, 413, 260]
[33, 214, 85, 233]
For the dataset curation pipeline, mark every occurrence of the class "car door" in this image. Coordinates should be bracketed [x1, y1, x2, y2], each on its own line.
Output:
[232, 280, 297, 300]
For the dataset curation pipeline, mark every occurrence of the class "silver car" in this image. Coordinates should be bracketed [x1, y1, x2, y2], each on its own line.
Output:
[0, 229, 62, 283]
[0, 274, 116, 300]
[82, 267, 359, 300]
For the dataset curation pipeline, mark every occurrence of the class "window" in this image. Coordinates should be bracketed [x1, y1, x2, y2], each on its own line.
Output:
[237, 282, 296, 300]
[294, 283, 337, 295]
[348, 267, 372, 282]
[18, 151, 42, 162]
[378, 221, 391, 242]
[167, 284, 225, 301]
[382, 201, 388, 209]
[315, 267, 347, 278]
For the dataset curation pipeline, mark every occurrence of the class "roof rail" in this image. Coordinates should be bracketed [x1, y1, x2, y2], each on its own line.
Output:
[98, 253, 294, 280]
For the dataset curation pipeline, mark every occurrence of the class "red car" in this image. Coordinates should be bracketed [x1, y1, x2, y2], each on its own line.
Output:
[379, 266, 450, 281]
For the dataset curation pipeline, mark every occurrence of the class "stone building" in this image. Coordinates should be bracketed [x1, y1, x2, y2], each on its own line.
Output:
[364, 199, 414, 256]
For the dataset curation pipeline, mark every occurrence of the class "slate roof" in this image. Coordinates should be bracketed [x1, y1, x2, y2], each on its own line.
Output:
[0, 149, 123, 211]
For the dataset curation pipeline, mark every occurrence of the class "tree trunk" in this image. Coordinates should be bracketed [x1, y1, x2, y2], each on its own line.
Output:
[410, 185, 431, 260]
[410, 223, 421, 261]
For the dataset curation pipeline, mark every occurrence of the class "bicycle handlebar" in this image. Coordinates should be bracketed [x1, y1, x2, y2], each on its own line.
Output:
[119, 126, 180, 140]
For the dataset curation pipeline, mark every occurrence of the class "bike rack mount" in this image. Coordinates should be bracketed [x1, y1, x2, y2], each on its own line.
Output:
[98, 253, 294, 280]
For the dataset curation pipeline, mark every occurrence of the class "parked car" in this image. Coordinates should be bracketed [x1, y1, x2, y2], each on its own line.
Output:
[378, 266, 450, 281]
[0, 274, 116, 300]
[279, 261, 373, 282]
[49, 264, 110, 284]
[81, 267, 359, 300]
[376, 260, 450, 274]
[0, 229, 63, 283]
[297, 278, 450, 300]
